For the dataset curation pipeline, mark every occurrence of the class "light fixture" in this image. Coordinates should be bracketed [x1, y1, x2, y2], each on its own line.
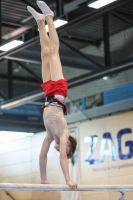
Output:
[88, 0, 117, 9]
[45, 19, 68, 32]
[54, 19, 67, 28]
[0, 131, 34, 143]
[103, 76, 110, 80]
[13, 66, 21, 73]
[0, 40, 24, 51]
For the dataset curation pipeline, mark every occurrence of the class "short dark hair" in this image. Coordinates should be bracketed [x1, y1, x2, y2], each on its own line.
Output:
[67, 135, 77, 158]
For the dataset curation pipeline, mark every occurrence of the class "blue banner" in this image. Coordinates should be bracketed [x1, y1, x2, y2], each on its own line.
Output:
[103, 83, 133, 105]
[0, 98, 41, 117]
[1, 104, 41, 117]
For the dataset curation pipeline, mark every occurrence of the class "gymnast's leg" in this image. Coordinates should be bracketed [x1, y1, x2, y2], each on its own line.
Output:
[37, 1, 64, 81]
[27, 6, 51, 82]
[37, 21, 51, 82]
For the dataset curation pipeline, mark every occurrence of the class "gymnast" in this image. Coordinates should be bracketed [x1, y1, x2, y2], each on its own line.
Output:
[27, 1, 77, 190]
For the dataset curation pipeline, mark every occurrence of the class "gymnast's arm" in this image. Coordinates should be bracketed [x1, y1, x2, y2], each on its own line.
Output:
[54, 135, 60, 151]
[39, 134, 53, 183]
[59, 130, 77, 190]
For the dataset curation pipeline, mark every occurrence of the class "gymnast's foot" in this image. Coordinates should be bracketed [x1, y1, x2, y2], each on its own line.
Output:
[36, 1, 54, 17]
[27, 6, 45, 21]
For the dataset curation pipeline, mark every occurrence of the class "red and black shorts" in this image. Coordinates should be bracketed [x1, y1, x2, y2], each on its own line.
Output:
[41, 79, 68, 98]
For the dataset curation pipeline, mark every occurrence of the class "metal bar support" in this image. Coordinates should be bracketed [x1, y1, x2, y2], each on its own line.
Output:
[5, 191, 16, 200]
[118, 192, 125, 200]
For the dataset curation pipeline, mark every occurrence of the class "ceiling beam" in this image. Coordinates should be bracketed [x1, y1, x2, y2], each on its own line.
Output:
[0, 74, 39, 83]
[19, 0, 41, 12]
[60, 38, 102, 69]
[0, 91, 7, 100]
[5, 55, 41, 64]
[62, 35, 100, 46]
[68, 60, 133, 88]
[58, 0, 133, 36]
[15, 61, 42, 83]
[0, 35, 39, 60]
[2, 21, 21, 28]
[111, 11, 133, 27]
[5, 49, 99, 70]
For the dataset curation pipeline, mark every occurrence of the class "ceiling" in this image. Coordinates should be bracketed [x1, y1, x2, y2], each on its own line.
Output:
[0, 0, 133, 132]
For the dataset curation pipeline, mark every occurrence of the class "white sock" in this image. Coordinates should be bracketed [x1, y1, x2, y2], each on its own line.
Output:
[36, 1, 54, 17]
[27, 6, 45, 21]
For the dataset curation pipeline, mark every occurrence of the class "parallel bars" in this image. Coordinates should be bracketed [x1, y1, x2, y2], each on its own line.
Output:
[0, 183, 133, 200]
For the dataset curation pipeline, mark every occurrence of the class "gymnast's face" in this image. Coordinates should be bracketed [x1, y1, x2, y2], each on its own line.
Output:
[66, 140, 72, 154]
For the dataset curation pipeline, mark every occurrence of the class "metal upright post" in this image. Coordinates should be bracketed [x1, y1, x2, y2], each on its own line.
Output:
[56, 0, 64, 17]
[8, 60, 13, 99]
[0, 0, 2, 45]
[103, 13, 111, 67]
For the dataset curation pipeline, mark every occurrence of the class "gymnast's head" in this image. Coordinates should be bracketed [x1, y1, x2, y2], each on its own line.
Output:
[66, 135, 77, 159]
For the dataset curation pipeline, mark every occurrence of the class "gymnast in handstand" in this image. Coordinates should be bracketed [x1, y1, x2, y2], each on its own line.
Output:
[27, 1, 77, 190]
